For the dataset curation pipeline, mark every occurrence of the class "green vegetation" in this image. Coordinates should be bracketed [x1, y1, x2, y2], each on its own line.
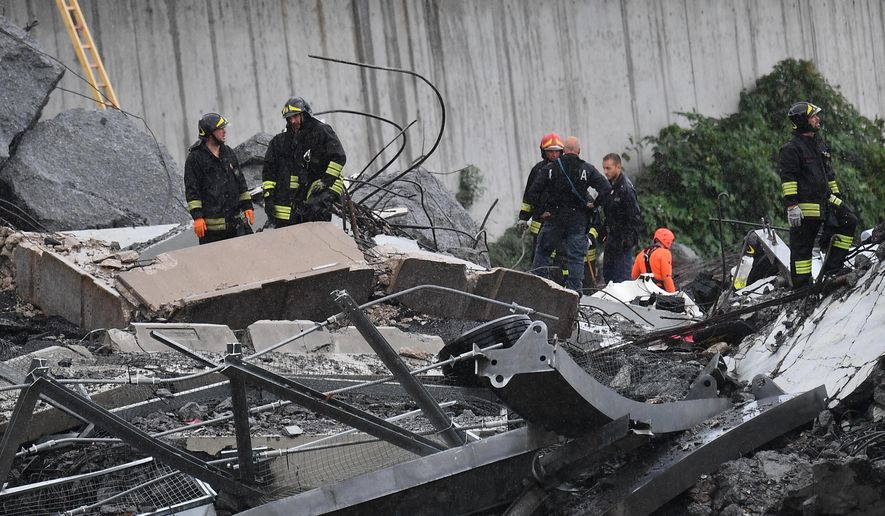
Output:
[456, 164, 484, 210]
[633, 59, 885, 256]
[489, 59, 884, 266]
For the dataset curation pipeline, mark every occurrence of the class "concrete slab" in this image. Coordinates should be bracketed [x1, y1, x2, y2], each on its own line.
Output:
[387, 253, 471, 319]
[115, 222, 373, 329]
[732, 263, 885, 406]
[126, 323, 238, 353]
[242, 320, 334, 354]
[472, 268, 578, 339]
[13, 241, 131, 330]
[330, 327, 445, 355]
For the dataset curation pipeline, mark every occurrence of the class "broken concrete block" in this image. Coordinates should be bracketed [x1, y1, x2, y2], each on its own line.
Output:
[0, 108, 187, 231]
[129, 322, 238, 354]
[387, 253, 470, 319]
[178, 401, 208, 422]
[116, 223, 373, 329]
[472, 268, 578, 339]
[283, 424, 303, 437]
[242, 320, 333, 354]
[331, 326, 445, 355]
[0, 16, 65, 167]
[13, 240, 131, 330]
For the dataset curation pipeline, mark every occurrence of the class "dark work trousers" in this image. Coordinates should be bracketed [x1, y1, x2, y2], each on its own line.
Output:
[789, 204, 857, 288]
[603, 245, 635, 284]
[532, 213, 588, 294]
[198, 221, 253, 245]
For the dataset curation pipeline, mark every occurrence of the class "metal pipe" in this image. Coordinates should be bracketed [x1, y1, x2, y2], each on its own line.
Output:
[333, 290, 466, 447]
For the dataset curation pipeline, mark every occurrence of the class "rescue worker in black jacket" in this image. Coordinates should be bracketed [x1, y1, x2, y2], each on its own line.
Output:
[518, 132, 564, 269]
[600, 153, 641, 284]
[184, 113, 254, 245]
[524, 136, 612, 293]
[262, 97, 346, 228]
[779, 101, 856, 288]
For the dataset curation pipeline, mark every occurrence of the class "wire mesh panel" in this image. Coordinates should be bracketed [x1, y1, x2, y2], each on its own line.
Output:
[569, 344, 704, 403]
[0, 457, 214, 516]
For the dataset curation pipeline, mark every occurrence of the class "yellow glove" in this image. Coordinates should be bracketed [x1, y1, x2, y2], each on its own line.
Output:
[244, 209, 254, 225]
[193, 218, 206, 238]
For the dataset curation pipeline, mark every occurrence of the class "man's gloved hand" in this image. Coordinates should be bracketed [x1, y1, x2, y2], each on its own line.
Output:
[516, 219, 529, 231]
[244, 209, 254, 225]
[264, 200, 275, 220]
[193, 218, 206, 238]
[787, 204, 803, 228]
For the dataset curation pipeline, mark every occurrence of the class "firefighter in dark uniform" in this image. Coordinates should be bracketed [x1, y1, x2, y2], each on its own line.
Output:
[518, 132, 564, 244]
[524, 136, 612, 293]
[262, 97, 346, 228]
[184, 113, 253, 245]
[779, 101, 857, 288]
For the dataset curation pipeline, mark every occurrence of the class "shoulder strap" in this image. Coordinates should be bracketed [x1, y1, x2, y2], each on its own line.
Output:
[556, 158, 589, 205]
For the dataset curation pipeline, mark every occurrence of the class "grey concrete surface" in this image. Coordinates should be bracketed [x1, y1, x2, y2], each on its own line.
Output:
[116, 222, 374, 329]
[1, 1, 882, 237]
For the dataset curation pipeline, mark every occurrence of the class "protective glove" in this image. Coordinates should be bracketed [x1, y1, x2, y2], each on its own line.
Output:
[193, 218, 206, 238]
[787, 204, 803, 228]
[264, 200, 275, 220]
[244, 209, 254, 225]
[516, 219, 529, 231]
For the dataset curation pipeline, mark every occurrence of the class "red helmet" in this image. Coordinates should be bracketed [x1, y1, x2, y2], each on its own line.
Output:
[539, 132, 564, 151]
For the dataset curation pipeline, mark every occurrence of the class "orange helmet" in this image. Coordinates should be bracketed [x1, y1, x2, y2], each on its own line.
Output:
[653, 228, 675, 249]
[539, 132, 564, 152]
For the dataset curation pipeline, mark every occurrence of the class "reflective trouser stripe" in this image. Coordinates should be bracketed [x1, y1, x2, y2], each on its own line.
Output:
[274, 205, 292, 220]
[797, 203, 821, 217]
[828, 180, 840, 194]
[530, 220, 541, 235]
[828, 194, 842, 206]
[832, 234, 853, 250]
[239, 191, 251, 201]
[205, 217, 227, 231]
[586, 248, 596, 261]
[782, 181, 798, 196]
[188, 200, 202, 211]
[290, 176, 300, 189]
[794, 259, 812, 275]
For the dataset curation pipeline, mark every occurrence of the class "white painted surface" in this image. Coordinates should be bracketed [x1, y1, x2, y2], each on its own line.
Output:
[732, 263, 885, 406]
[3, 0, 883, 238]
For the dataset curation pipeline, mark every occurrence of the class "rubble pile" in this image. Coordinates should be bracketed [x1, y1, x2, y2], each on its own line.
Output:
[351, 167, 491, 266]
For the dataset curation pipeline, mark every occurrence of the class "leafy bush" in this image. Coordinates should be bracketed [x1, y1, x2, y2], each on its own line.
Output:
[634, 59, 885, 256]
[456, 164, 485, 210]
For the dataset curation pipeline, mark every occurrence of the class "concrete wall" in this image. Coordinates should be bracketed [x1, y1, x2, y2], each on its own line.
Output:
[2, 0, 883, 237]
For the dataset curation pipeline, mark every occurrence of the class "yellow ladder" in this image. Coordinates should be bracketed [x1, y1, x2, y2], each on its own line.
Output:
[54, 0, 119, 109]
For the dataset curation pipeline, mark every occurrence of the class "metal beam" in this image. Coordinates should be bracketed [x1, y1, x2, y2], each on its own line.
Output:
[0, 384, 40, 485]
[333, 290, 466, 447]
[29, 377, 260, 497]
[222, 357, 444, 457]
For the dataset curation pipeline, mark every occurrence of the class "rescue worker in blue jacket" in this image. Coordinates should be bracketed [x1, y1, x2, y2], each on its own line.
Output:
[779, 101, 856, 288]
[184, 113, 254, 245]
[523, 136, 612, 293]
[262, 97, 346, 228]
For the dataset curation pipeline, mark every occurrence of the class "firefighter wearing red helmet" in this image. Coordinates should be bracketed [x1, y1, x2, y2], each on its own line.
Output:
[516, 132, 564, 239]
[779, 101, 856, 288]
[523, 136, 612, 294]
